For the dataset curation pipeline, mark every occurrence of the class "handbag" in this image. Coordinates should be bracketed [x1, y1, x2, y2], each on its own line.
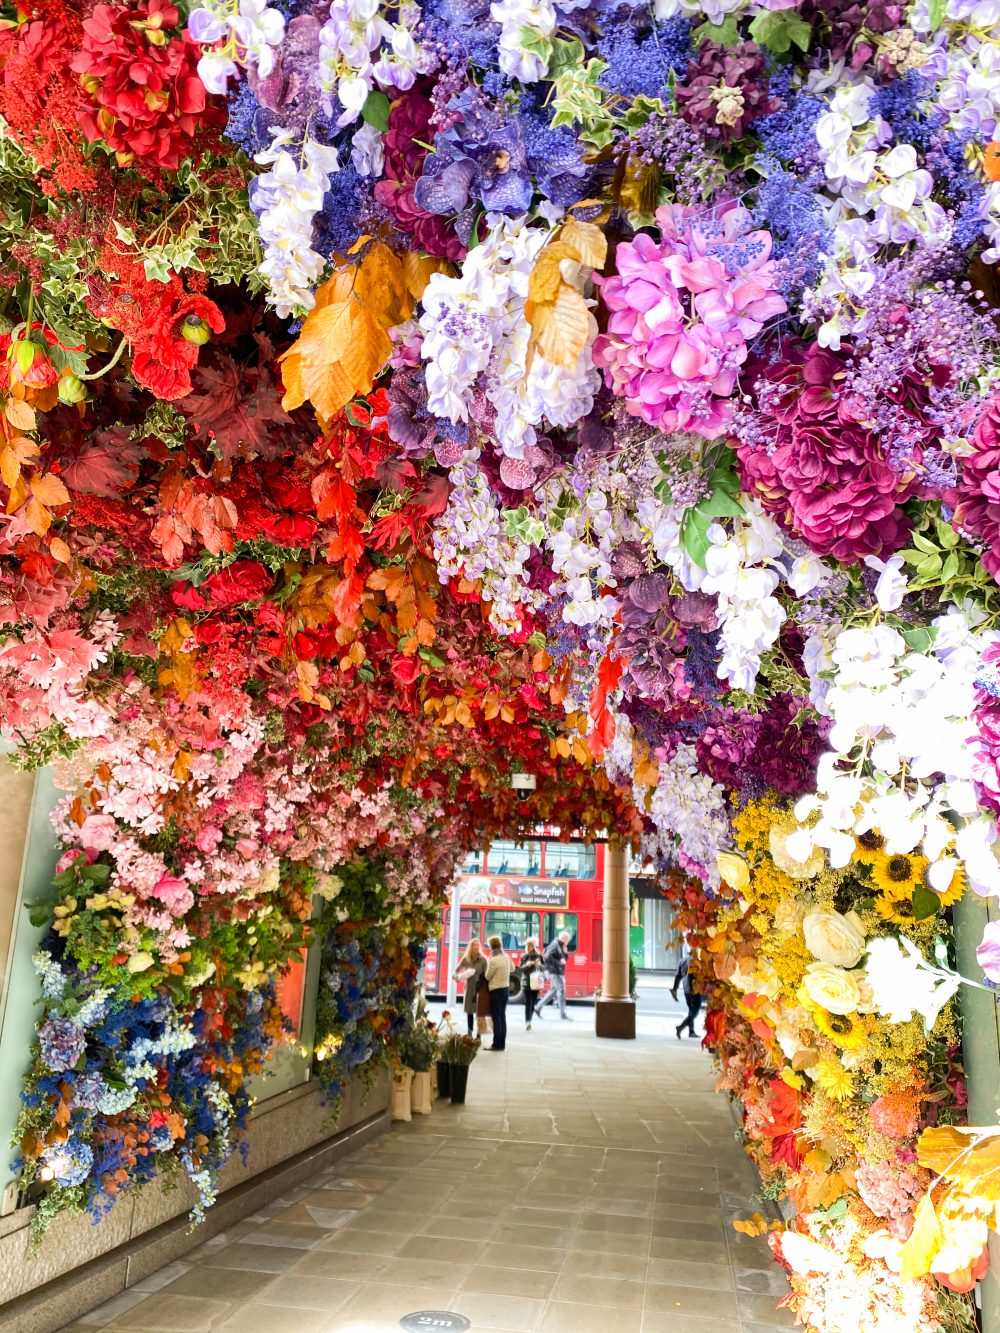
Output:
[529, 970, 543, 991]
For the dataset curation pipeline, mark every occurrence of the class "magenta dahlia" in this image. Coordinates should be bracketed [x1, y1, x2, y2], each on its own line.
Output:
[735, 340, 920, 561]
[594, 201, 786, 440]
[949, 392, 1000, 584]
[373, 88, 466, 262]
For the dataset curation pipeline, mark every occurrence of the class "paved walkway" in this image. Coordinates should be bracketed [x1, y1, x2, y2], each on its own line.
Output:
[62, 1003, 793, 1333]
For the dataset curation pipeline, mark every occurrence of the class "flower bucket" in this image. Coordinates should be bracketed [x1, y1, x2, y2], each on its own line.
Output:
[436, 1061, 451, 1100]
[391, 1067, 414, 1121]
[410, 1069, 432, 1115]
[449, 1063, 469, 1105]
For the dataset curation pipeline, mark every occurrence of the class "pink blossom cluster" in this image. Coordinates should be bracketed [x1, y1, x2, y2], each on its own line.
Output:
[594, 202, 786, 439]
[855, 1158, 924, 1237]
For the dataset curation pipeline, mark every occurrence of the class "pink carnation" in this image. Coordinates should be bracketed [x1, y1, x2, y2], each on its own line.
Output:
[594, 201, 786, 439]
[77, 813, 119, 854]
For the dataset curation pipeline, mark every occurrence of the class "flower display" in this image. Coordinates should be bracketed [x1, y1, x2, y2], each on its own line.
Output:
[3, 0, 1000, 1324]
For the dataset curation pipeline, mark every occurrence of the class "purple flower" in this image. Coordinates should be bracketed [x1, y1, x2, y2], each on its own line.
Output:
[415, 117, 533, 216]
[39, 1016, 87, 1072]
[977, 920, 1000, 983]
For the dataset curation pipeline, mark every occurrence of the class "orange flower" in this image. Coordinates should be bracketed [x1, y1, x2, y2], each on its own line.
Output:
[985, 142, 1000, 181]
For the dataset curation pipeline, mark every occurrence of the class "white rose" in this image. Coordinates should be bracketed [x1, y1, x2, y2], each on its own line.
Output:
[802, 910, 866, 968]
[802, 963, 862, 1015]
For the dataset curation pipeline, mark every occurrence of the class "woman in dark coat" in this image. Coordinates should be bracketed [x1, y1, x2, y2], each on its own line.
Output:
[519, 937, 543, 1030]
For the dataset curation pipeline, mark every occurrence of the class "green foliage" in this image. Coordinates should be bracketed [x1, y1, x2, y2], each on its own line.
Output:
[361, 90, 390, 132]
[550, 53, 615, 148]
[657, 446, 744, 569]
[897, 512, 1000, 613]
[747, 9, 812, 53]
[692, 15, 740, 46]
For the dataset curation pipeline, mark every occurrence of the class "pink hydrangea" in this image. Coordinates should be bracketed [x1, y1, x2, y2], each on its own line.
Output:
[594, 201, 786, 439]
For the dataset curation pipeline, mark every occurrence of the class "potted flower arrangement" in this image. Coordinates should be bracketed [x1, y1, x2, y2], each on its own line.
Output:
[399, 998, 437, 1116]
[440, 1028, 481, 1105]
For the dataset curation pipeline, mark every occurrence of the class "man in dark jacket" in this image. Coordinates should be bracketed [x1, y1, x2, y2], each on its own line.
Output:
[534, 932, 571, 1020]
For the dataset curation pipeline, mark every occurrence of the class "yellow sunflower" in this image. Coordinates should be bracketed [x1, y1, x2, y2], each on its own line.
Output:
[871, 850, 929, 899]
[923, 859, 967, 909]
[875, 894, 918, 926]
[813, 1007, 866, 1049]
[854, 828, 887, 865]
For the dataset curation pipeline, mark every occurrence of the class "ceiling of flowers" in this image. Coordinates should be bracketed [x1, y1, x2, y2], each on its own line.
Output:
[2, 0, 1000, 1324]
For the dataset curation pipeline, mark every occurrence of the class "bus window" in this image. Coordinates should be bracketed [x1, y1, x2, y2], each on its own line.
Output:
[591, 917, 603, 963]
[486, 840, 542, 876]
[485, 910, 540, 951]
[543, 844, 596, 880]
[444, 908, 482, 951]
[544, 913, 579, 951]
[461, 848, 484, 873]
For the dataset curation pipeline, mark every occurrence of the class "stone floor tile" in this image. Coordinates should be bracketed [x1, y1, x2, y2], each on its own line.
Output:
[217, 1304, 332, 1333]
[643, 1282, 741, 1319]
[539, 1301, 643, 1333]
[331, 1281, 460, 1326]
[421, 1215, 499, 1241]
[451, 1291, 546, 1330]
[492, 1223, 573, 1249]
[550, 1271, 645, 1307]
[480, 1242, 566, 1272]
[397, 1234, 487, 1264]
[560, 1250, 647, 1282]
[291, 1247, 389, 1281]
[109, 1294, 233, 1332]
[645, 1258, 735, 1290]
[316, 1227, 406, 1256]
[459, 1264, 557, 1299]
[159, 1266, 273, 1302]
[198, 1242, 301, 1273]
[737, 1292, 798, 1325]
[130, 1262, 192, 1294]
[641, 1315, 741, 1333]
[253, 1273, 359, 1311]
[565, 1228, 648, 1257]
[377, 1256, 477, 1290]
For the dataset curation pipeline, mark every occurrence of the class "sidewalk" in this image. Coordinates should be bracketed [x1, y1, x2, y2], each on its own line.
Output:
[61, 1016, 792, 1333]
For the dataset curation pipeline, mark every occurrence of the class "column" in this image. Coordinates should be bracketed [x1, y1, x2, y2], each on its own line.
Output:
[595, 841, 635, 1038]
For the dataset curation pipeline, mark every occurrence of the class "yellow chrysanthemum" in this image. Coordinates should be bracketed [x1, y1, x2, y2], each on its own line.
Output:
[871, 850, 929, 899]
[812, 1055, 855, 1102]
[813, 1007, 866, 1049]
[853, 828, 887, 865]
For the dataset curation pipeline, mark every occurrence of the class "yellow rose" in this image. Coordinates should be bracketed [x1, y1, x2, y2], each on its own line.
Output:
[773, 897, 803, 936]
[802, 910, 866, 968]
[802, 963, 861, 1015]
[716, 851, 750, 893]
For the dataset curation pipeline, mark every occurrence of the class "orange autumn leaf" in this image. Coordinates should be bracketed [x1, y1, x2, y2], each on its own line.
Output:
[30, 472, 71, 507]
[280, 244, 416, 420]
[917, 1125, 1000, 1200]
[732, 1212, 770, 1237]
[49, 536, 72, 564]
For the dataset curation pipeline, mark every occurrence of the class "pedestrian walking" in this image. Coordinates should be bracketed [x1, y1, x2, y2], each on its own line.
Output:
[485, 934, 512, 1051]
[535, 931, 571, 1020]
[674, 954, 703, 1039]
[670, 942, 691, 1002]
[454, 939, 488, 1037]
[520, 937, 543, 1030]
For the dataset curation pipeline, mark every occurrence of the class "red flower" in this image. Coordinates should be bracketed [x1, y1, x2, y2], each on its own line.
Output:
[201, 561, 273, 607]
[259, 513, 318, 546]
[761, 1078, 802, 1137]
[71, 0, 224, 172]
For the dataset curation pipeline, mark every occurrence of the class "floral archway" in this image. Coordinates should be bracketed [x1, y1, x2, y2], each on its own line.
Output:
[2, 0, 1000, 1326]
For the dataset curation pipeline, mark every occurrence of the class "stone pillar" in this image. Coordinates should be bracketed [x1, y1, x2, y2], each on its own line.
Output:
[595, 842, 635, 1039]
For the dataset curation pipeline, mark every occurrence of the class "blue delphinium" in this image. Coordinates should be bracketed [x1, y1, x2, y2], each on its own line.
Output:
[314, 166, 365, 256]
[597, 16, 691, 100]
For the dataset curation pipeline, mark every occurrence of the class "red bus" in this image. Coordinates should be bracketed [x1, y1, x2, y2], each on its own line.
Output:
[424, 838, 606, 1001]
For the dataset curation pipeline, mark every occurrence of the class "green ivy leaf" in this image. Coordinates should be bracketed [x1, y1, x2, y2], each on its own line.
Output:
[692, 15, 740, 45]
[901, 625, 938, 653]
[912, 884, 941, 922]
[748, 9, 812, 54]
[682, 510, 714, 569]
[361, 90, 390, 132]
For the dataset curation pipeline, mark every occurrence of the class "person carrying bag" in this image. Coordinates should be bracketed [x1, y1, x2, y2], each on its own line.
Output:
[519, 937, 543, 1030]
[484, 934, 513, 1051]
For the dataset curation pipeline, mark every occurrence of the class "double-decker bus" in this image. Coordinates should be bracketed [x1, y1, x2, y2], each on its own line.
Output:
[424, 838, 606, 1001]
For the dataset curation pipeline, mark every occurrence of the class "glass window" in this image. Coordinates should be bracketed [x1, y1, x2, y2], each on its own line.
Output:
[544, 843, 596, 880]
[444, 908, 481, 953]
[461, 848, 484, 873]
[485, 910, 541, 951]
[486, 840, 542, 876]
[544, 912, 579, 951]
